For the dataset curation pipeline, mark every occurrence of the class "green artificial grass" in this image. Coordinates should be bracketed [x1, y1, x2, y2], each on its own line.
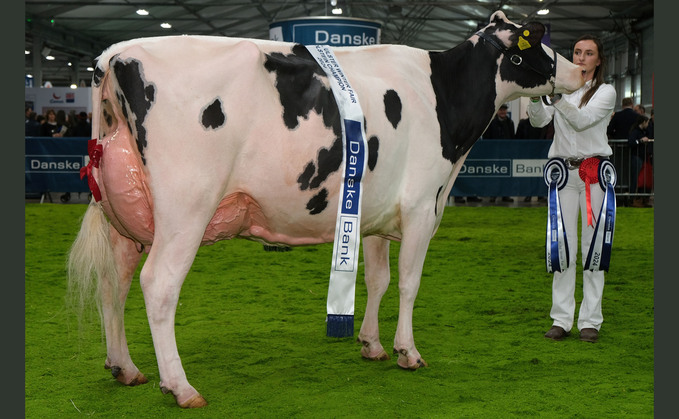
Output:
[25, 203, 654, 418]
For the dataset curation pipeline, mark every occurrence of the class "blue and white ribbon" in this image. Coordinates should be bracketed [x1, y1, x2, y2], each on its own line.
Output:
[584, 160, 617, 271]
[543, 158, 569, 273]
[306, 45, 368, 337]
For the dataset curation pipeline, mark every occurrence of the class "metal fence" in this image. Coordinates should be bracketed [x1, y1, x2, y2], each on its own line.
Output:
[608, 139, 654, 204]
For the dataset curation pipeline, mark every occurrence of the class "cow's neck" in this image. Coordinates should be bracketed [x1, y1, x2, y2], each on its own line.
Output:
[429, 41, 502, 164]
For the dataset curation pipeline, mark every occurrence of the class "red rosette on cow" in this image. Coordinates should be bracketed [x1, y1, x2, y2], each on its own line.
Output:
[79, 138, 103, 202]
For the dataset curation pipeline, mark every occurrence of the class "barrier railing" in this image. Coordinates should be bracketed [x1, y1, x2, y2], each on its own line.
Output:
[25, 137, 655, 205]
[608, 139, 654, 200]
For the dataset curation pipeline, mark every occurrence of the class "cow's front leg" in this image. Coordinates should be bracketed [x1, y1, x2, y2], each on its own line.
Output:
[357, 236, 391, 361]
[140, 223, 208, 408]
[393, 212, 434, 370]
[103, 225, 147, 386]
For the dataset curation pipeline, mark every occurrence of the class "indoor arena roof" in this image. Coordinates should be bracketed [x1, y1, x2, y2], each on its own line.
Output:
[25, 0, 653, 87]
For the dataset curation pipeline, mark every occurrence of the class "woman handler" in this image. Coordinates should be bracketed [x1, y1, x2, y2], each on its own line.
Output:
[527, 35, 616, 343]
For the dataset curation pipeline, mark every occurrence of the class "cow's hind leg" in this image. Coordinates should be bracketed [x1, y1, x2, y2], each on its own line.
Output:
[358, 236, 391, 361]
[103, 225, 147, 386]
[139, 205, 216, 408]
[393, 210, 435, 370]
[68, 201, 147, 386]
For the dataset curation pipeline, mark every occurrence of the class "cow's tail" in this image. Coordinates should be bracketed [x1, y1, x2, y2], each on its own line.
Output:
[67, 199, 118, 325]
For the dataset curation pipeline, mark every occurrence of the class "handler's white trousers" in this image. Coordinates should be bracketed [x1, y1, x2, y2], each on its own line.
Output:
[550, 167, 605, 332]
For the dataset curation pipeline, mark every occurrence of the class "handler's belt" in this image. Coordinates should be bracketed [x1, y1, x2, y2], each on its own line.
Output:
[564, 157, 584, 169]
[564, 156, 608, 170]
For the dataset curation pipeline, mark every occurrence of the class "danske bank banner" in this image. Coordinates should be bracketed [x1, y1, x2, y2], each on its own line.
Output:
[270, 17, 381, 46]
[451, 139, 553, 197]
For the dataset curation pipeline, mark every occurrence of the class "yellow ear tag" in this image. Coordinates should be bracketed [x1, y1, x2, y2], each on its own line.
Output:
[518, 36, 532, 50]
[523, 30, 530, 37]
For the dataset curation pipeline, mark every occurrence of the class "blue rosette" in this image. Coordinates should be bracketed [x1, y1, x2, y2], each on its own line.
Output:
[584, 159, 617, 271]
[543, 158, 569, 273]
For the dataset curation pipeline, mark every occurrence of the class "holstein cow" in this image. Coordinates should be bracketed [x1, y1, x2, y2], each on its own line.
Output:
[69, 11, 583, 408]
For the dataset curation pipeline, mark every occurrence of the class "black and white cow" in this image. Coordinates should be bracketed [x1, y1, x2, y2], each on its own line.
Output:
[69, 11, 583, 408]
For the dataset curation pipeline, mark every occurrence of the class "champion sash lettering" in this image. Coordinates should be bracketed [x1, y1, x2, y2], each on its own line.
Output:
[306, 45, 369, 337]
[543, 158, 569, 273]
[584, 160, 617, 271]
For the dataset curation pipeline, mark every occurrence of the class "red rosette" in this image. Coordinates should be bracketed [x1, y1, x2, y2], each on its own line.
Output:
[79, 138, 103, 202]
[579, 158, 600, 226]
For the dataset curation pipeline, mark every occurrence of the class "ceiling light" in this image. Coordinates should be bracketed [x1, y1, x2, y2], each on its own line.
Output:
[537, 9, 549, 15]
[160, 22, 172, 29]
[136, 9, 149, 16]
[67, 62, 72, 67]
[332, 7, 342, 15]
[45, 55, 55, 60]
[86, 66, 94, 72]
[70, 84, 78, 89]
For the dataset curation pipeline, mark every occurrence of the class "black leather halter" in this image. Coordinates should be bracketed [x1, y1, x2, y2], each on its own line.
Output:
[475, 30, 557, 100]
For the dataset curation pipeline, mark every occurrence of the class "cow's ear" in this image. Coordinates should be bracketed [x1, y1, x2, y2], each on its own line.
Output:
[489, 10, 508, 25]
[514, 22, 546, 50]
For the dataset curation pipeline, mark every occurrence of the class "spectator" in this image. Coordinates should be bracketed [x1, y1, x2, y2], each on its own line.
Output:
[483, 104, 515, 203]
[606, 97, 636, 139]
[628, 114, 653, 207]
[55, 110, 70, 137]
[70, 111, 93, 137]
[515, 111, 544, 202]
[40, 109, 64, 137]
[63, 111, 77, 137]
[634, 103, 646, 115]
[482, 104, 515, 139]
[516, 110, 544, 139]
[25, 111, 41, 136]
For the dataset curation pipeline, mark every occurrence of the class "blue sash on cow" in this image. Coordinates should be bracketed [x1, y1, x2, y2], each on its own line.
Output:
[306, 45, 369, 337]
[543, 158, 569, 273]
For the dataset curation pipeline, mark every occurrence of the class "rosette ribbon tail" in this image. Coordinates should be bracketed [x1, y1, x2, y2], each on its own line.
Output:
[79, 138, 103, 202]
[546, 181, 570, 273]
[579, 158, 601, 227]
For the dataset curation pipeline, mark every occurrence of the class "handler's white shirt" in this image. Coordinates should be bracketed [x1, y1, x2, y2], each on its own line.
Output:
[527, 80, 616, 159]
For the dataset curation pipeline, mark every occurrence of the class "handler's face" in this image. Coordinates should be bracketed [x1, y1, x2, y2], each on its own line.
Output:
[572, 39, 600, 82]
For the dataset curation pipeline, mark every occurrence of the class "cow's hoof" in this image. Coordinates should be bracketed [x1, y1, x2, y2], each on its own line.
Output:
[361, 348, 391, 361]
[105, 363, 148, 386]
[178, 393, 208, 409]
[122, 371, 149, 386]
[397, 357, 428, 370]
[394, 348, 428, 370]
[358, 338, 390, 361]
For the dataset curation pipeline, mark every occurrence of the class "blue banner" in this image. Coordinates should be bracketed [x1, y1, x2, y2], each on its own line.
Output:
[450, 139, 552, 197]
[270, 17, 381, 46]
[25, 136, 90, 193]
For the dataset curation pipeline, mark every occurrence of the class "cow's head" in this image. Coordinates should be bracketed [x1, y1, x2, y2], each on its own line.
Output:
[473, 11, 584, 104]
